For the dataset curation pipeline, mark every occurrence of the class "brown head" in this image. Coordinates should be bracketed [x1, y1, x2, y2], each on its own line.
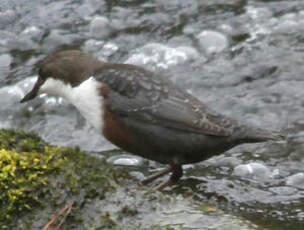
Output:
[20, 50, 103, 103]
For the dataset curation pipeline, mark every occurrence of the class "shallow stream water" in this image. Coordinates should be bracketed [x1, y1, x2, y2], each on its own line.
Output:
[1, 0, 304, 229]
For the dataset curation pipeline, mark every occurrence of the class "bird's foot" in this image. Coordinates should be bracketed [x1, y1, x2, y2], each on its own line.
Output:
[142, 166, 173, 185]
[142, 165, 183, 191]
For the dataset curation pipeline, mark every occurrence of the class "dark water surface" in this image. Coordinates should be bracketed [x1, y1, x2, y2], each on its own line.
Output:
[1, 0, 304, 229]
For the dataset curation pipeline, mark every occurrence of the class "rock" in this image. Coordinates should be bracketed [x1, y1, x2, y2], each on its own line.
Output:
[0, 53, 12, 78]
[233, 162, 271, 180]
[90, 16, 112, 39]
[126, 43, 199, 70]
[197, 30, 228, 54]
[0, 129, 260, 229]
[286, 173, 304, 189]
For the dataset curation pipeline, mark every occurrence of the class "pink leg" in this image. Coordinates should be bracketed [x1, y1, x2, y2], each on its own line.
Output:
[153, 165, 183, 191]
[142, 165, 183, 191]
[142, 166, 173, 185]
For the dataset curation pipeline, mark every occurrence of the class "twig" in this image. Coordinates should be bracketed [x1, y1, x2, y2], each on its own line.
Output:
[42, 201, 74, 230]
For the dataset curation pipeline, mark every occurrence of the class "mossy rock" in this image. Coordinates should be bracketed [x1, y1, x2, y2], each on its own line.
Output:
[0, 129, 129, 229]
[0, 129, 260, 230]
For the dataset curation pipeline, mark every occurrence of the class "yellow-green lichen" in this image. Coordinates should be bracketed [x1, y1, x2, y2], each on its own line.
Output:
[0, 129, 129, 229]
[0, 135, 68, 223]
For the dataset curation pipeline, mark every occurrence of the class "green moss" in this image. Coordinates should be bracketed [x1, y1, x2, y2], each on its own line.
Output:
[0, 129, 128, 229]
[100, 212, 118, 228]
[0, 132, 64, 224]
[0, 129, 44, 153]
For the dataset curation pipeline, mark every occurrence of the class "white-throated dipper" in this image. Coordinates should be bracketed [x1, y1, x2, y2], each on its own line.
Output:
[20, 50, 284, 190]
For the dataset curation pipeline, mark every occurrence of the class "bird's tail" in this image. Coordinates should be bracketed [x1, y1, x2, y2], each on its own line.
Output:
[236, 125, 285, 143]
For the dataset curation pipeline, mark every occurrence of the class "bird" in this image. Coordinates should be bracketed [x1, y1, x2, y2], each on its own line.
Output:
[20, 50, 284, 190]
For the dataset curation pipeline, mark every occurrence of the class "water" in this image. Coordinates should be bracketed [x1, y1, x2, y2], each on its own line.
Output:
[1, 0, 304, 229]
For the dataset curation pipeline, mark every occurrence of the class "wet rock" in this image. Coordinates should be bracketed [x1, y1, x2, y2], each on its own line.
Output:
[101, 42, 119, 57]
[0, 53, 12, 78]
[0, 77, 36, 129]
[43, 30, 66, 47]
[90, 16, 112, 39]
[0, 129, 259, 230]
[33, 112, 114, 152]
[76, 0, 105, 20]
[246, 6, 273, 22]
[286, 173, 304, 189]
[42, 29, 78, 51]
[233, 162, 271, 180]
[0, 30, 33, 51]
[110, 6, 137, 30]
[269, 186, 297, 196]
[0, 10, 17, 29]
[20, 26, 44, 42]
[196, 30, 228, 54]
[83, 39, 118, 61]
[107, 154, 143, 166]
[274, 18, 299, 33]
[83, 39, 105, 54]
[126, 43, 199, 70]
[297, 212, 304, 221]
[208, 155, 242, 168]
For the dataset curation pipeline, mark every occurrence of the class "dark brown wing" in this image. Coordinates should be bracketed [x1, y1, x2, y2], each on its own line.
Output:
[95, 63, 235, 136]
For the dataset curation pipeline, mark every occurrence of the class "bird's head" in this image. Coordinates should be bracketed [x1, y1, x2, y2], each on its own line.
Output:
[20, 50, 102, 103]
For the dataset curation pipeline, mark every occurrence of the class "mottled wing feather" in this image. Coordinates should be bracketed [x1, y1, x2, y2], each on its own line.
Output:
[94, 64, 234, 136]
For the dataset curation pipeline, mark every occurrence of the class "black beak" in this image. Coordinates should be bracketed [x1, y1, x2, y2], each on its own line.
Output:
[20, 77, 44, 103]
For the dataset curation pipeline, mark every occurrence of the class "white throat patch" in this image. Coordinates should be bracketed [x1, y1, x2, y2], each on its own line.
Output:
[40, 77, 104, 131]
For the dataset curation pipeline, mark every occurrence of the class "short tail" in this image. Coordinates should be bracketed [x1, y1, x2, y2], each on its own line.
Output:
[236, 125, 285, 143]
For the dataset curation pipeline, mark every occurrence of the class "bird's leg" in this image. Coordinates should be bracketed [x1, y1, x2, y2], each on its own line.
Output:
[142, 166, 173, 185]
[152, 165, 183, 191]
